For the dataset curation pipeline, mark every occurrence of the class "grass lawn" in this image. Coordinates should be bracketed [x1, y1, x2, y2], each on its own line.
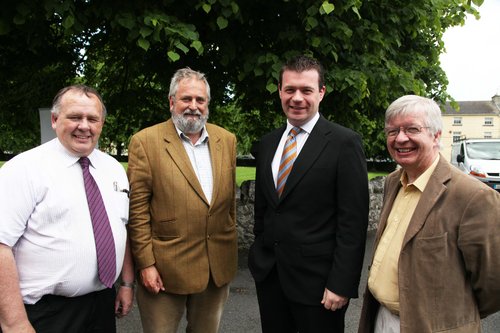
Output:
[119, 163, 255, 187]
[236, 168, 387, 185]
[2, 162, 386, 186]
[236, 166, 256, 187]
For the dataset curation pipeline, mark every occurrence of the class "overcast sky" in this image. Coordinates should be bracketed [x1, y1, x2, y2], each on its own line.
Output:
[440, 0, 500, 101]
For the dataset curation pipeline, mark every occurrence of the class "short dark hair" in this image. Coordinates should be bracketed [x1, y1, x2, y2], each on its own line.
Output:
[279, 55, 325, 89]
[51, 84, 107, 117]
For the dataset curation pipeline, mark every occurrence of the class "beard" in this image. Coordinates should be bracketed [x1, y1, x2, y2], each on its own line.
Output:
[171, 108, 209, 134]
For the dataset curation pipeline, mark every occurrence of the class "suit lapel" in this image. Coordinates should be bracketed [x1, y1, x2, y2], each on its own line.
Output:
[262, 128, 284, 205]
[402, 156, 450, 247]
[278, 117, 328, 200]
[375, 172, 402, 245]
[163, 119, 209, 205]
[208, 126, 222, 207]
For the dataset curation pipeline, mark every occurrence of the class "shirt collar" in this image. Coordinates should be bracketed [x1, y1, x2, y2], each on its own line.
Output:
[175, 125, 209, 145]
[52, 138, 99, 168]
[285, 111, 320, 135]
[400, 154, 440, 192]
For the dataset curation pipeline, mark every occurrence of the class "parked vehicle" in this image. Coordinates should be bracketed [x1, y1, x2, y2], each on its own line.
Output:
[451, 138, 500, 191]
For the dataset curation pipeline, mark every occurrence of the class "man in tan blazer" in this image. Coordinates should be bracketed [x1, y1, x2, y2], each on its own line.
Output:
[358, 95, 500, 333]
[127, 68, 238, 333]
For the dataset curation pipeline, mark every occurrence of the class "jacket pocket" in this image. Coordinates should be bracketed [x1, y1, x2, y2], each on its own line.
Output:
[153, 218, 179, 239]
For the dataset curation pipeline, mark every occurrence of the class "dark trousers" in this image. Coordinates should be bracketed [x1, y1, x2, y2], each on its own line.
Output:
[23, 288, 116, 333]
[255, 266, 347, 333]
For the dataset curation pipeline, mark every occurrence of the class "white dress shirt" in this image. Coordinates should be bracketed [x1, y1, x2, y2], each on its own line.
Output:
[272, 112, 320, 188]
[176, 126, 214, 204]
[0, 138, 129, 304]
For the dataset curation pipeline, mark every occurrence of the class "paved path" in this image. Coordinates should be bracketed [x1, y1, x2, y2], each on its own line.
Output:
[117, 231, 500, 332]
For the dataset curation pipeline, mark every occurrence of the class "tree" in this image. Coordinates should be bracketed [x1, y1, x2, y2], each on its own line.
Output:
[0, 0, 482, 158]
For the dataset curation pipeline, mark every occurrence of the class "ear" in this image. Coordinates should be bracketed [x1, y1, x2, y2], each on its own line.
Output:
[169, 96, 174, 111]
[51, 113, 57, 130]
[318, 85, 326, 101]
[434, 130, 442, 144]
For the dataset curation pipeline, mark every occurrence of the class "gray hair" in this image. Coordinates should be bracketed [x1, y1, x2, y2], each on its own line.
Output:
[385, 95, 442, 137]
[168, 67, 211, 102]
[51, 85, 107, 118]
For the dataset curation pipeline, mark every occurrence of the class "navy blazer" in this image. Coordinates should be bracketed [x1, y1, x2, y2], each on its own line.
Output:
[248, 115, 369, 305]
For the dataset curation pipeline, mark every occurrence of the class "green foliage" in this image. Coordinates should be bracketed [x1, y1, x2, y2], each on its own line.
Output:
[0, 0, 480, 157]
[210, 98, 284, 155]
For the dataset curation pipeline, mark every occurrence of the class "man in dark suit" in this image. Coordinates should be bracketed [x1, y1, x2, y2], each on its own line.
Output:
[248, 54, 369, 333]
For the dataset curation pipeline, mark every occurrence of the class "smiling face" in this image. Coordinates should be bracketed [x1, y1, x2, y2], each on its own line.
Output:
[51, 90, 104, 157]
[169, 77, 209, 137]
[279, 69, 325, 127]
[386, 112, 441, 182]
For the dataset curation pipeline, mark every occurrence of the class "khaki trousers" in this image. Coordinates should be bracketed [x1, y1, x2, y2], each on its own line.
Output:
[136, 277, 229, 333]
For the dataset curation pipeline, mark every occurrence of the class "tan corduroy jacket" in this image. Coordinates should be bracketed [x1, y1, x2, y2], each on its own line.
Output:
[127, 119, 238, 294]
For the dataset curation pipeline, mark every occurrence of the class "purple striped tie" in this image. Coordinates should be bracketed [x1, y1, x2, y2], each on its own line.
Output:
[277, 127, 302, 196]
[79, 157, 116, 288]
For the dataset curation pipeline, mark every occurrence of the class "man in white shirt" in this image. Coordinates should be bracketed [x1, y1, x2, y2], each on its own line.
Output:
[0, 85, 134, 333]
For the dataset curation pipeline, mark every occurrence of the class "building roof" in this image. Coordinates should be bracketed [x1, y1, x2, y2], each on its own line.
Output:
[443, 99, 500, 116]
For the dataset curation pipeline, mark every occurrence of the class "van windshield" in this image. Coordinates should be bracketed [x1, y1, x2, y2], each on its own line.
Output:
[466, 142, 500, 160]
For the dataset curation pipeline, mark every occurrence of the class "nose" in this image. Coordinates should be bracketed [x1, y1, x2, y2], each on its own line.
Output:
[394, 128, 410, 141]
[189, 98, 197, 110]
[78, 118, 90, 130]
[292, 90, 304, 102]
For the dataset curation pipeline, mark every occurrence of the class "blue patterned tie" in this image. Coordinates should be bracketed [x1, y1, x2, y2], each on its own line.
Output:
[277, 127, 302, 196]
[79, 157, 116, 288]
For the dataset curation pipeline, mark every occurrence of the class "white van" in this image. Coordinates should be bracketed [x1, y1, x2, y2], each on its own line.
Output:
[451, 139, 500, 191]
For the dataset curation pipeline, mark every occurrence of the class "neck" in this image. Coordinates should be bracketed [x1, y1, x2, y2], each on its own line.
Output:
[185, 131, 202, 144]
[404, 152, 439, 184]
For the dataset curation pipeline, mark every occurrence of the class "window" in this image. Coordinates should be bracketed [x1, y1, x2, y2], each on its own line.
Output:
[484, 132, 492, 139]
[453, 117, 462, 126]
[453, 131, 462, 142]
[484, 117, 493, 126]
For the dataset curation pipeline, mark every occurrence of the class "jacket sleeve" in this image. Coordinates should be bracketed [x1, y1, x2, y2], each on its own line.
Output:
[458, 187, 500, 318]
[127, 133, 155, 270]
[326, 132, 369, 298]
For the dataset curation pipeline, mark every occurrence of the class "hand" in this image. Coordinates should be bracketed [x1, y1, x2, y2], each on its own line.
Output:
[321, 288, 348, 311]
[140, 265, 165, 294]
[115, 285, 134, 318]
[1, 320, 36, 333]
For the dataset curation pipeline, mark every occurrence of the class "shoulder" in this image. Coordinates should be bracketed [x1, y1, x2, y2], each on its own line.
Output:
[1, 142, 52, 173]
[259, 126, 285, 144]
[447, 162, 495, 194]
[206, 123, 236, 140]
[385, 168, 402, 185]
[132, 121, 169, 140]
[315, 116, 360, 140]
[431, 158, 499, 203]
[94, 150, 126, 174]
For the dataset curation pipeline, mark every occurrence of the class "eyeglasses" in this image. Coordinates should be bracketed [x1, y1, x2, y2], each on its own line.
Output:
[384, 126, 429, 137]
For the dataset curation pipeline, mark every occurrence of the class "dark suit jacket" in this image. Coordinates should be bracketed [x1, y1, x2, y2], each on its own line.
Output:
[248, 115, 369, 305]
[358, 155, 500, 333]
